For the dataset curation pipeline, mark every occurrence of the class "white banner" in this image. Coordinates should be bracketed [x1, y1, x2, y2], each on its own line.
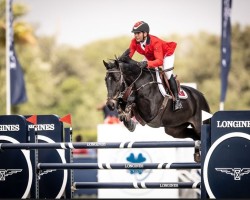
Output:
[97, 124, 195, 198]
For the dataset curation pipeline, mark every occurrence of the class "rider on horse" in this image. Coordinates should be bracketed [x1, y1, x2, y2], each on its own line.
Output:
[129, 21, 183, 111]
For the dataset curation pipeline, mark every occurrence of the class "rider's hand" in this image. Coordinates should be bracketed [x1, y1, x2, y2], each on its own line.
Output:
[138, 61, 148, 68]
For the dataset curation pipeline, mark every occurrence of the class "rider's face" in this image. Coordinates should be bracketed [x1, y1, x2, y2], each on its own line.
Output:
[134, 32, 146, 42]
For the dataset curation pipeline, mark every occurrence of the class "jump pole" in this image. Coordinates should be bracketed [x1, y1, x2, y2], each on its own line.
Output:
[0, 140, 198, 150]
[72, 182, 201, 189]
[37, 162, 201, 170]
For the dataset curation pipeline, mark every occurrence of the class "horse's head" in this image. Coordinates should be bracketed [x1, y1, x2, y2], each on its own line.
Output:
[103, 58, 124, 110]
[103, 49, 144, 110]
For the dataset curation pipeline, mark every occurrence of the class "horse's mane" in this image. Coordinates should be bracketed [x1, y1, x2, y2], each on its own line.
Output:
[107, 49, 157, 74]
[117, 49, 157, 73]
[117, 49, 137, 65]
[106, 49, 133, 68]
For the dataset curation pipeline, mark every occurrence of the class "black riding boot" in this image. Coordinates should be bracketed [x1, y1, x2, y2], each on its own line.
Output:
[169, 74, 183, 111]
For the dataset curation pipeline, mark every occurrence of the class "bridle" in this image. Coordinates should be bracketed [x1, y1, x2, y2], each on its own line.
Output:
[106, 66, 126, 103]
[106, 61, 158, 103]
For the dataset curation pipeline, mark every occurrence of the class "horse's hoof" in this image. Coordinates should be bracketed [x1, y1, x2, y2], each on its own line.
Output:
[128, 121, 136, 132]
[124, 120, 136, 132]
[194, 153, 201, 163]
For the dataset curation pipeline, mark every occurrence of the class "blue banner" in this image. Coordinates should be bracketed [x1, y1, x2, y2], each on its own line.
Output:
[9, 0, 27, 105]
[220, 0, 232, 103]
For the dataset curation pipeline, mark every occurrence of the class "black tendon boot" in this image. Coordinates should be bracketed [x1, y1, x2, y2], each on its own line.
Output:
[169, 74, 183, 111]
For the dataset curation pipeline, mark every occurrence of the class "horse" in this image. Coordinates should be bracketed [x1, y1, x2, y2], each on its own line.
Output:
[103, 49, 211, 162]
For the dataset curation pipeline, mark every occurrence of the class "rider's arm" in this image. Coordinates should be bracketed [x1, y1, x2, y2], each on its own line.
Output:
[147, 41, 164, 68]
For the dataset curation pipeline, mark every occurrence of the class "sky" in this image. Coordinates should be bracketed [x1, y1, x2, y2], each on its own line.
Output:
[15, 0, 250, 47]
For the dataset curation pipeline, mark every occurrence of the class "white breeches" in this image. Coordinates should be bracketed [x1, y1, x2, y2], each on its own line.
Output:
[163, 54, 175, 80]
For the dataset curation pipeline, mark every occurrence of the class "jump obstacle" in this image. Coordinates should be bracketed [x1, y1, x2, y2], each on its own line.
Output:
[1, 111, 250, 198]
[37, 162, 201, 170]
[0, 140, 197, 150]
[72, 181, 201, 189]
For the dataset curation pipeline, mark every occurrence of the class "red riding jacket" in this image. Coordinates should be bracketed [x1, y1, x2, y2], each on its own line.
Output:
[129, 34, 177, 68]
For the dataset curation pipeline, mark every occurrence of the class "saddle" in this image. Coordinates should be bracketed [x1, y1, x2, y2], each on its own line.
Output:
[157, 68, 188, 100]
[118, 68, 187, 126]
[130, 69, 188, 126]
[160, 70, 178, 99]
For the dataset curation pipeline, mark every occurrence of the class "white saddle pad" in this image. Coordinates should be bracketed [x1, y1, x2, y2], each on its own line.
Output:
[155, 68, 188, 99]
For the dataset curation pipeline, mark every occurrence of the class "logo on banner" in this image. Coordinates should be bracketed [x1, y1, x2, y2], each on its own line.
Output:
[114, 149, 152, 182]
[38, 169, 57, 179]
[217, 120, 250, 128]
[203, 132, 250, 198]
[0, 169, 22, 181]
[0, 125, 20, 131]
[126, 152, 146, 175]
[216, 168, 250, 180]
[28, 124, 55, 131]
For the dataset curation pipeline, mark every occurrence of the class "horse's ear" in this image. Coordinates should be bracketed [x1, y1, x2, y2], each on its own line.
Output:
[114, 60, 119, 67]
[103, 60, 110, 69]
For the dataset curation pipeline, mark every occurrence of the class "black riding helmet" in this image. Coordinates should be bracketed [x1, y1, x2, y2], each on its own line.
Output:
[131, 21, 150, 33]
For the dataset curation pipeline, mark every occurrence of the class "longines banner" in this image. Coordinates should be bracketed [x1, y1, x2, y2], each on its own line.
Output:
[97, 124, 198, 198]
[203, 111, 250, 198]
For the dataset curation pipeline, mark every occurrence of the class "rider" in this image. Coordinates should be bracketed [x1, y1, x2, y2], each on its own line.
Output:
[128, 21, 183, 111]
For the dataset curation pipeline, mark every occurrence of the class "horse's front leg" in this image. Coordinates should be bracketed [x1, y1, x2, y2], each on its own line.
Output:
[123, 119, 136, 132]
[117, 106, 126, 121]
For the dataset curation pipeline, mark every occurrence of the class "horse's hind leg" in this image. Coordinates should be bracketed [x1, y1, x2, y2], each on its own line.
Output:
[165, 125, 201, 163]
[164, 123, 200, 140]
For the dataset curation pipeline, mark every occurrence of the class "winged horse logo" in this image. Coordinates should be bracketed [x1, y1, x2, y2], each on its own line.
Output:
[216, 168, 250, 180]
[0, 169, 22, 181]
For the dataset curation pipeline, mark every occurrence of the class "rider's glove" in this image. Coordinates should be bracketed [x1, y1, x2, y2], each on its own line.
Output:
[138, 61, 148, 68]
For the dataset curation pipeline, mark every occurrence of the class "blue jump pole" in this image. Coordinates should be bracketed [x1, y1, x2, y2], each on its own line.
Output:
[37, 162, 201, 170]
[73, 182, 201, 189]
[0, 140, 197, 150]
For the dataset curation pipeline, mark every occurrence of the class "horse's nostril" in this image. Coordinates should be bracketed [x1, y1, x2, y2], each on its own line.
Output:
[106, 99, 117, 111]
[107, 101, 114, 110]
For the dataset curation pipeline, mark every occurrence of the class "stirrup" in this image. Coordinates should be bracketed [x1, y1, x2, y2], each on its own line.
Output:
[173, 99, 183, 111]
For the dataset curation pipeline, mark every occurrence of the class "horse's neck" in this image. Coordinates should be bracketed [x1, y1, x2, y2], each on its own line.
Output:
[129, 71, 163, 121]
[123, 68, 153, 85]
[123, 69, 141, 86]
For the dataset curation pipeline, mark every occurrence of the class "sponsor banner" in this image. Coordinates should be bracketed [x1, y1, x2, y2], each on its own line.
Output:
[97, 124, 195, 198]
[211, 111, 250, 142]
[204, 111, 250, 198]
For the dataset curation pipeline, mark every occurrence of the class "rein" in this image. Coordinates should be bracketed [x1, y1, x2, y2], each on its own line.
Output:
[107, 60, 161, 103]
[125, 67, 159, 98]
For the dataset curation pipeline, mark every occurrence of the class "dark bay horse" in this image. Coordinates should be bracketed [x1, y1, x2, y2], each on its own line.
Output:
[103, 49, 211, 161]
